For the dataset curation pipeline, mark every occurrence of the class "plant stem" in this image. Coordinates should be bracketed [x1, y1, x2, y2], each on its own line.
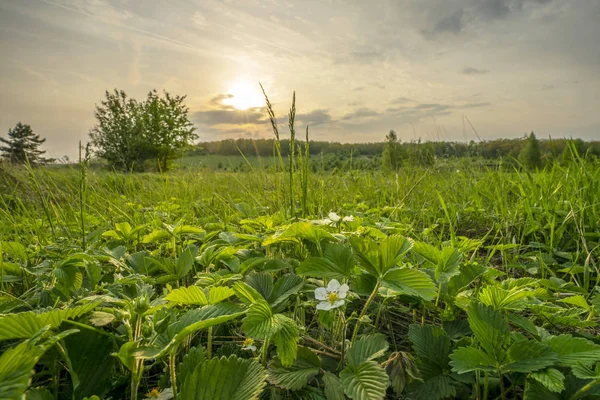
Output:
[351, 280, 380, 345]
[207, 326, 213, 359]
[497, 369, 507, 400]
[170, 351, 178, 400]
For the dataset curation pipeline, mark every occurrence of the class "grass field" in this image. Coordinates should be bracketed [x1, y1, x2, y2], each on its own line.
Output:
[1, 154, 600, 399]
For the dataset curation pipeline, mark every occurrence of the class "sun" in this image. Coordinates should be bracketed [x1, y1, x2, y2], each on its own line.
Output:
[224, 80, 264, 110]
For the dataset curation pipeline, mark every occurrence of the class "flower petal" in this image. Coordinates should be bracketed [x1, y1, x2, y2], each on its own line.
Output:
[315, 287, 328, 300]
[328, 212, 340, 222]
[327, 279, 341, 292]
[316, 301, 333, 311]
[330, 300, 345, 309]
[343, 215, 354, 222]
[337, 284, 350, 298]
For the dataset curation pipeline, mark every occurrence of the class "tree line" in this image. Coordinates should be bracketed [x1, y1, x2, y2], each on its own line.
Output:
[1, 88, 599, 171]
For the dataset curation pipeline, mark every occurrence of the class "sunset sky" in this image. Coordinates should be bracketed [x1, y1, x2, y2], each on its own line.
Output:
[1, 0, 598, 159]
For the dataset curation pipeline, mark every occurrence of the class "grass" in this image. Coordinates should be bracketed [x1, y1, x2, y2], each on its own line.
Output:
[1, 153, 600, 399]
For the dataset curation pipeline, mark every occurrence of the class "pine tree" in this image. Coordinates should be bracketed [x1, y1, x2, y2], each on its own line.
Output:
[0, 122, 53, 164]
[518, 131, 542, 170]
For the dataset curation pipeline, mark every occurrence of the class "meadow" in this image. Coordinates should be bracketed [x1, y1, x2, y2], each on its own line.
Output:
[1, 151, 600, 400]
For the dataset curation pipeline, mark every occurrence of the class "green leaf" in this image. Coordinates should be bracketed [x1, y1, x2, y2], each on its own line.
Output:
[181, 355, 267, 400]
[466, 302, 509, 362]
[544, 334, 600, 366]
[408, 324, 450, 366]
[381, 268, 437, 301]
[347, 333, 389, 368]
[242, 300, 278, 339]
[63, 329, 116, 398]
[89, 311, 116, 327]
[178, 346, 206, 388]
[449, 346, 497, 374]
[529, 368, 565, 393]
[340, 360, 389, 400]
[263, 222, 335, 248]
[558, 295, 591, 311]
[571, 363, 600, 380]
[272, 315, 300, 366]
[406, 375, 457, 400]
[234, 281, 266, 305]
[165, 286, 209, 306]
[351, 235, 413, 278]
[0, 302, 98, 341]
[209, 286, 235, 304]
[267, 347, 321, 390]
[170, 303, 244, 347]
[479, 286, 533, 311]
[246, 273, 274, 301]
[323, 371, 345, 400]
[175, 245, 198, 278]
[503, 341, 558, 373]
[412, 242, 462, 283]
[0, 329, 77, 399]
[297, 243, 355, 280]
[269, 274, 304, 308]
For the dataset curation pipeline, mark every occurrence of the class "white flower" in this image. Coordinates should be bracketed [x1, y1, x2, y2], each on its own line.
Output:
[241, 338, 257, 351]
[315, 279, 349, 311]
[328, 212, 341, 222]
[342, 215, 354, 222]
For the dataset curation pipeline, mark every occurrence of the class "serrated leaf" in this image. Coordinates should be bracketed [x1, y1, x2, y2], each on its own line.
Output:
[323, 371, 345, 400]
[479, 286, 533, 311]
[466, 302, 509, 362]
[242, 300, 277, 339]
[529, 368, 565, 393]
[181, 355, 267, 400]
[297, 243, 355, 280]
[178, 346, 206, 387]
[0, 303, 98, 341]
[246, 273, 274, 301]
[234, 281, 266, 305]
[89, 311, 116, 327]
[406, 375, 457, 400]
[503, 341, 558, 373]
[170, 303, 244, 347]
[449, 346, 497, 374]
[351, 235, 413, 278]
[272, 315, 300, 366]
[558, 295, 590, 311]
[267, 347, 321, 390]
[408, 324, 450, 366]
[209, 286, 235, 304]
[165, 286, 208, 306]
[340, 360, 389, 400]
[269, 274, 304, 308]
[381, 268, 437, 301]
[347, 333, 389, 367]
[544, 334, 600, 366]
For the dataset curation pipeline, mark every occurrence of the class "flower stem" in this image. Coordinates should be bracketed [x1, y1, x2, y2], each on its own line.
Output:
[170, 351, 178, 400]
[351, 280, 380, 346]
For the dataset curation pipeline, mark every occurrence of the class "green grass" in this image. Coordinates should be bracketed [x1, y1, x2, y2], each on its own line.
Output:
[1, 156, 599, 399]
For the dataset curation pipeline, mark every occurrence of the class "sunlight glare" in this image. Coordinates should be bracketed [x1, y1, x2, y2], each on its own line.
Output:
[225, 80, 264, 110]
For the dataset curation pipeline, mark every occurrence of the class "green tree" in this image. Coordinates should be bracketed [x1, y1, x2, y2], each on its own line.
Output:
[382, 130, 400, 171]
[0, 122, 53, 164]
[89, 89, 197, 172]
[518, 131, 542, 170]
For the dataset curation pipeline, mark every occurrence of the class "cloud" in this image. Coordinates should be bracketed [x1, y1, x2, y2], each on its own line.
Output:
[296, 109, 332, 126]
[460, 102, 492, 108]
[423, 9, 465, 38]
[192, 108, 266, 126]
[462, 67, 489, 75]
[341, 108, 380, 121]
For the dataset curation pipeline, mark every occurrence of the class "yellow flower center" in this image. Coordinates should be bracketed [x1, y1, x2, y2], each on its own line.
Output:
[243, 338, 254, 347]
[146, 388, 161, 398]
[327, 292, 339, 303]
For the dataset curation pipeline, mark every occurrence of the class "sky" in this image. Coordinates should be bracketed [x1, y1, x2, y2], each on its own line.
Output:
[0, 0, 599, 159]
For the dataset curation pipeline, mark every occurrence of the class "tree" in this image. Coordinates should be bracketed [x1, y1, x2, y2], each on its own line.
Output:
[0, 122, 53, 165]
[89, 89, 197, 172]
[518, 131, 542, 170]
[382, 130, 401, 171]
